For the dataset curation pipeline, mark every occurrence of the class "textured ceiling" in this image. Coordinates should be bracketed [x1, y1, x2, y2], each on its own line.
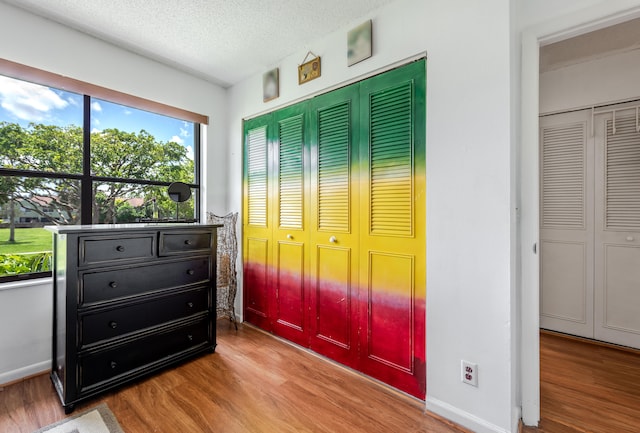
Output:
[2, 0, 397, 87]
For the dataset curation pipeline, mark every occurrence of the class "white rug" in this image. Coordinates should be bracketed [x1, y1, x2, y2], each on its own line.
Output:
[33, 403, 125, 433]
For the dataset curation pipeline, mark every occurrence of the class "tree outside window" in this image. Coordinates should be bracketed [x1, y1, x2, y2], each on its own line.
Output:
[0, 76, 200, 280]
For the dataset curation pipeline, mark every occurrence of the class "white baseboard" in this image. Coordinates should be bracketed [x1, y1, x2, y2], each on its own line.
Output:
[426, 396, 513, 433]
[0, 361, 49, 386]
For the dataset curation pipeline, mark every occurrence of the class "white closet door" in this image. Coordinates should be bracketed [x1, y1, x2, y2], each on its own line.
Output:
[539, 110, 594, 338]
[594, 111, 640, 348]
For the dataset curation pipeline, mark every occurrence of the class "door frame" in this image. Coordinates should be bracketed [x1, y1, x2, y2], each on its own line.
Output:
[520, 4, 640, 426]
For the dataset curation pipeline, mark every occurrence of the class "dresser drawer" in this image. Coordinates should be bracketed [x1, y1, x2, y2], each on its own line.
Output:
[79, 318, 210, 391]
[80, 257, 211, 305]
[158, 230, 213, 256]
[79, 234, 155, 266]
[80, 287, 210, 347]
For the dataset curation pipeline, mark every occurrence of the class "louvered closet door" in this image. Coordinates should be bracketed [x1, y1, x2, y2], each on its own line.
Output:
[539, 110, 594, 339]
[270, 101, 310, 345]
[594, 111, 640, 348]
[307, 85, 360, 367]
[243, 114, 273, 331]
[357, 61, 426, 398]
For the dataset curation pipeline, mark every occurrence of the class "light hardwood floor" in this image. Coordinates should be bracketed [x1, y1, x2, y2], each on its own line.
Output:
[0, 320, 469, 433]
[523, 331, 640, 433]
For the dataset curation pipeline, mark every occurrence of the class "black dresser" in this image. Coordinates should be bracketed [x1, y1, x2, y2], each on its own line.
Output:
[47, 224, 220, 413]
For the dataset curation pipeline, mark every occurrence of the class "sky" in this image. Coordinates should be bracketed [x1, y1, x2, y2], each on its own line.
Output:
[0, 75, 194, 160]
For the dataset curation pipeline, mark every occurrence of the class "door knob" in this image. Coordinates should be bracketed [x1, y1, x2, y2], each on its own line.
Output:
[329, 236, 337, 243]
[287, 234, 293, 240]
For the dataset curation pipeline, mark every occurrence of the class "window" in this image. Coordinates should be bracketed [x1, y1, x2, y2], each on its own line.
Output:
[0, 61, 205, 282]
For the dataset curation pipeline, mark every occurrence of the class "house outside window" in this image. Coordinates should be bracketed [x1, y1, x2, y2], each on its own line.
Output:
[0, 73, 201, 282]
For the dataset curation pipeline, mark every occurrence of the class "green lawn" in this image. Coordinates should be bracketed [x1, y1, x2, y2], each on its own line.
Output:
[0, 228, 52, 254]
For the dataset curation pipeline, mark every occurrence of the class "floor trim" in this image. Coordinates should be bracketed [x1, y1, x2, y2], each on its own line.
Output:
[0, 365, 48, 388]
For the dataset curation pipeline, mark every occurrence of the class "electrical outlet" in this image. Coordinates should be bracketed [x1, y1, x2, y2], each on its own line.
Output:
[461, 360, 478, 387]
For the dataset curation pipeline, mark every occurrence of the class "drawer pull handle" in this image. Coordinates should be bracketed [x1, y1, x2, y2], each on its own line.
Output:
[187, 269, 195, 275]
[184, 239, 193, 245]
[109, 281, 118, 288]
[109, 321, 118, 329]
[187, 302, 194, 308]
[116, 245, 125, 252]
[110, 361, 117, 369]
[187, 334, 193, 341]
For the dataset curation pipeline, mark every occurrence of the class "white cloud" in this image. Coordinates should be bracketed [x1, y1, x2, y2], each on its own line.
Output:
[170, 135, 184, 145]
[180, 121, 191, 137]
[185, 145, 194, 160]
[93, 118, 101, 126]
[0, 76, 69, 122]
[91, 101, 102, 112]
[91, 127, 102, 134]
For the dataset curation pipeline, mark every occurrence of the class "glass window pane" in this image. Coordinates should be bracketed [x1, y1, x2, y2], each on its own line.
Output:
[90, 99, 196, 184]
[0, 76, 83, 174]
[0, 176, 80, 278]
[93, 181, 197, 224]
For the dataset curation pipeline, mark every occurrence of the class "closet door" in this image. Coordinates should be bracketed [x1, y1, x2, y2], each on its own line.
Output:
[243, 114, 273, 331]
[539, 111, 594, 338]
[307, 85, 360, 367]
[594, 111, 640, 348]
[357, 61, 426, 398]
[270, 102, 310, 345]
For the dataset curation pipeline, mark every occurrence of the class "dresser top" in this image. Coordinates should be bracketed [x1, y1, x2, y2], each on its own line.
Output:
[45, 223, 222, 234]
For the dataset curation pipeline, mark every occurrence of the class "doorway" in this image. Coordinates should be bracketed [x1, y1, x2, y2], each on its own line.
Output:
[521, 8, 640, 426]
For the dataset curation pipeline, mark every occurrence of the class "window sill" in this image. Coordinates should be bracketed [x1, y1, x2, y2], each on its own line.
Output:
[0, 276, 53, 292]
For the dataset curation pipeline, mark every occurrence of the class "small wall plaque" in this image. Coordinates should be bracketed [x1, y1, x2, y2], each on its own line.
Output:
[298, 51, 321, 84]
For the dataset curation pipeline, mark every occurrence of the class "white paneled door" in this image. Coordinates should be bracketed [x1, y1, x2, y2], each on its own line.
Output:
[541, 104, 640, 349]
[593, 111, 640, 348]
[540, 110, 594, 339]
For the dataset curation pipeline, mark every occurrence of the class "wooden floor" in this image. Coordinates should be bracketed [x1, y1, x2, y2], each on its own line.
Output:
[0, 320, 469, 433]
[523, 331, 640, 433]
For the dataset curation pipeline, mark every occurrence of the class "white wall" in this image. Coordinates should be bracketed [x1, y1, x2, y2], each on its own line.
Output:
[0, 1, 228, 383]
[229, 0, 516, 432]
[0, 279, 51, 384]
[541, 49, 640, 114]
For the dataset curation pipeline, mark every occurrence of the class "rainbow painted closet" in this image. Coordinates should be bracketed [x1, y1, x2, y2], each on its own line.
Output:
[243, 60, 425, 399]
